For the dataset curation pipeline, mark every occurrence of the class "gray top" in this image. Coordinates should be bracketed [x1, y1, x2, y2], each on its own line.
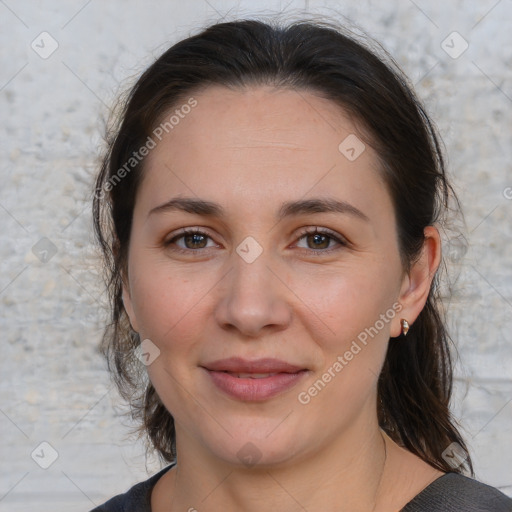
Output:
[91, 463, 512, 512]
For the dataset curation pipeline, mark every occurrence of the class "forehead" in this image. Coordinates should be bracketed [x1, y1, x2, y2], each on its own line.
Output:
[138, 85, 390, 221]
[154, 84, 362, 153]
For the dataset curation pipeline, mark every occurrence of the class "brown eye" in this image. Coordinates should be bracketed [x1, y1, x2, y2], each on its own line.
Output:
[305, 232, 331, 250]
[182, 232, 208, 249]
[295, 227, 346, 254]
[165, 229, 216, 252]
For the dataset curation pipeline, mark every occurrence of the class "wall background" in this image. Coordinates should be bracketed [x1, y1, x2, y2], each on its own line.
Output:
[0, 0, 511, 509]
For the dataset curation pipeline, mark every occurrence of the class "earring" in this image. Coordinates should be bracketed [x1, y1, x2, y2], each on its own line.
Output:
[400, 319, 410, 336]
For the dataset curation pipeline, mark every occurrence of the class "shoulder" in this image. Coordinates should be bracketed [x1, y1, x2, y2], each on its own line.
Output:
[89, 464, 175, 512]
[402, 473, 512, 512]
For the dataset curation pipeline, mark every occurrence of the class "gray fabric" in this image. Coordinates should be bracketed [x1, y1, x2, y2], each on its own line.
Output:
[401, 473, 512, 512]
[91, 466, 512, 511]
[90, 464, 175, 512]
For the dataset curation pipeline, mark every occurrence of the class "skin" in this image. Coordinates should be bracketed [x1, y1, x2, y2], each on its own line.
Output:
[122, 85, 444, 511]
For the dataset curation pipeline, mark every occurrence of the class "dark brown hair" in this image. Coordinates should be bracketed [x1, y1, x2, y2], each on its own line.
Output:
[93, 18, 472, 474]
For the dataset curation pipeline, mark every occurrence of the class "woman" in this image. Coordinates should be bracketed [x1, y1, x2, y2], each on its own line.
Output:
[91, 18, 512, 512]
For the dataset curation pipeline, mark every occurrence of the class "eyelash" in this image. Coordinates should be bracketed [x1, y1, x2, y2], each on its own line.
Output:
[164, 227, 347, 256]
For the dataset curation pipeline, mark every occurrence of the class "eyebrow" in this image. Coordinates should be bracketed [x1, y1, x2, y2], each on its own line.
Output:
[148, 197, 370, 222]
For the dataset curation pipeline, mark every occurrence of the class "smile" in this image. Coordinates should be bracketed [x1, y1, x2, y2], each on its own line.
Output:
[204, 369, 308, 401]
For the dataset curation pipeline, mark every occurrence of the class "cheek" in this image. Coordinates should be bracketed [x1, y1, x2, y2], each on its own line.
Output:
[290, 261, 399, 343]
[128, 253, 211, 342]
[128, 261, 211, 414]
[293, 268, 398, 422]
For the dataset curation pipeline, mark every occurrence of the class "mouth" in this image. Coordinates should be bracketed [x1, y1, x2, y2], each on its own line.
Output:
[221, 372, 283, 379]
[202, 357, 306, 374]
[201, 358, 308, 401]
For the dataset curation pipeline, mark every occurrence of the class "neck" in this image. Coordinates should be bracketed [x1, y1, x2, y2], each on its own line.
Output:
[165, 419, 388, 512]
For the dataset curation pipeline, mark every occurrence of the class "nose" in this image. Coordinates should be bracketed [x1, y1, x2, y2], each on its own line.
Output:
[214, 247, 292, 338]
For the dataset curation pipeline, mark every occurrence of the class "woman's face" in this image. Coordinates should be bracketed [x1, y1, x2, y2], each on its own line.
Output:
[123, 85, 410, 466]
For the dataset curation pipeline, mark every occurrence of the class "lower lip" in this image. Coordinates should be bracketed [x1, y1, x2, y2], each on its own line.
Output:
[204, 369, 308, 401]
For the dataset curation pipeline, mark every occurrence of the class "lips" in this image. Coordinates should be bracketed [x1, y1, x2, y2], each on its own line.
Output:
[228, 372, 279, 379]
[202, 357, 305, 374]
[201, 357, 308, 401]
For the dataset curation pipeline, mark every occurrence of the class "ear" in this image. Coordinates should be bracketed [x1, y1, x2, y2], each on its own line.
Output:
[122, 272, 139, 333]
[391, 226, 441, 337]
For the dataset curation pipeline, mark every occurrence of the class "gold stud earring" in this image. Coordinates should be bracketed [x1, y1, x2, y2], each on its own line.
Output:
[400, 319, 410, 336]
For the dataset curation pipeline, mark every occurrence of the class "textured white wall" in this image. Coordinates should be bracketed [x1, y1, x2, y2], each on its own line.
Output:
[1, 0, 511, 509]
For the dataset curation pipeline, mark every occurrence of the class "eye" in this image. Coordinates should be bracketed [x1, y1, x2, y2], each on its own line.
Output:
[164, 226, 347, 256]
[164, 228, 218, 253]
[294, 227, 347, 254]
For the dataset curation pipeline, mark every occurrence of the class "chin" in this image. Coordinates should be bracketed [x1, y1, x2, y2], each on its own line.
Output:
[196, 419, 308, 469]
